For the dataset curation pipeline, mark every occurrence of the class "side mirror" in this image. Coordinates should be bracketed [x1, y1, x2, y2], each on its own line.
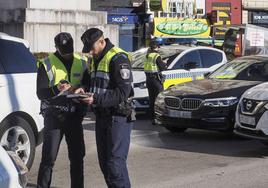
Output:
[184, 61, 198, 70]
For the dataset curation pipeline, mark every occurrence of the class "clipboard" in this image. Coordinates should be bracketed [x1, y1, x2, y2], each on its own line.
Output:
[66, 93, 90, 99]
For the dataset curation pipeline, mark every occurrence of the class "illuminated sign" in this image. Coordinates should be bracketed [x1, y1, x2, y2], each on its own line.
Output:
[108, 15, 138, 24]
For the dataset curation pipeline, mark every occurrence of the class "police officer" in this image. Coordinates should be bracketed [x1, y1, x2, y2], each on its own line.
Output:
[36, 32, 88, 188]
[80, 28, 134, 188]
[144, 40, 167, 125]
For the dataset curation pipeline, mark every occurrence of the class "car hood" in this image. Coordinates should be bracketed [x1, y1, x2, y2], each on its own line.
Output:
[164, 79, 262, 99]
[242, 82, 268, 101]
[132, 70, 146, 83]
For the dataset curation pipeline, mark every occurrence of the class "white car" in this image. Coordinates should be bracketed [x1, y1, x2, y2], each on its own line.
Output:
[0, 145, 28, 188]
[235, 81, 268, 143]
[131, 45, 227, 111]
[0, 33, 43, 169]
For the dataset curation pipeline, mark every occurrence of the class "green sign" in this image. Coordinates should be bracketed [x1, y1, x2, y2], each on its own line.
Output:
[156, 20, 209, 36]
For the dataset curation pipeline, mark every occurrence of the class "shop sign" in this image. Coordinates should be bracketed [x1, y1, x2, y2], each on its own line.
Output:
[211, 2, 231, 40]
[154, 18, 210, 37]
[108, 15, 137, 24]
[252, 12, 268, 24]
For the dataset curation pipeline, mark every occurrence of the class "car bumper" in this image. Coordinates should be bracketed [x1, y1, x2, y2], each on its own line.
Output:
[155, 113, 230, 130]
[133, 97, 149, 111]
[155, 106, 236, 131]
[234, 126, 268, 141]
[235, 110, 268, 140]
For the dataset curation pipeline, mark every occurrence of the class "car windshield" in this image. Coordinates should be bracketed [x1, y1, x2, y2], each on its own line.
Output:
[208, 58, 254, 79]
[131, 47, 184, 69]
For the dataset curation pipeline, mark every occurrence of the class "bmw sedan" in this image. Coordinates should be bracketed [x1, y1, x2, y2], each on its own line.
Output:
[155, 55, 268, 133]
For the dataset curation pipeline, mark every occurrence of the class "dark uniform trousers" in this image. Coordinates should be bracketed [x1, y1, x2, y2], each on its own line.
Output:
[146, 74, 164, 119]
[95, 113, 132, 188]
[37, 111, 85, 188]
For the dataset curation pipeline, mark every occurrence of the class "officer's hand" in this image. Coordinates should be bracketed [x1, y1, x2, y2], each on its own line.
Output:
[81, 93, 94, 105]
[57, 83, 71, 92]
[74, 87, 85, 94]
[71, 87, 86, 103]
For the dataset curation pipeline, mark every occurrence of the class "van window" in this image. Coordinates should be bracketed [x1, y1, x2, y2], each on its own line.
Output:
[0, 39, 37, 74]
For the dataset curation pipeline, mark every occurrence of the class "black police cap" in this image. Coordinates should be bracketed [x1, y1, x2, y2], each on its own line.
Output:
[149, 40, 159, 49]
[81, 28, 103, 53]
[54, 32, 74, 55]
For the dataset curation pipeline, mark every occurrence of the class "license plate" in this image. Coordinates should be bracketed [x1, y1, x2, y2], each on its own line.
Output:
[240, 114, 255, 126]
[167, 109, 192, 118]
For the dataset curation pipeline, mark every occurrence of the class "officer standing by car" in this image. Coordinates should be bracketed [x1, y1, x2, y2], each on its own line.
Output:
[36, 32, 88, 188]
[144, 40, 167, 124]
[79, 28, 134, 188]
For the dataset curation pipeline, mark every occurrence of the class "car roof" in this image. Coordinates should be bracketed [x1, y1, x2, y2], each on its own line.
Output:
[0, 33, 30, 48]
[236, 55, 268, 62]
[132, 45, 224, 55]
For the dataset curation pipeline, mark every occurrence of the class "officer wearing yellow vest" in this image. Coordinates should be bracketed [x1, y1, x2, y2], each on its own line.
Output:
[78, 28, 134, 188]
[36, 32, 88, 188]
[144, 40, 167, 125]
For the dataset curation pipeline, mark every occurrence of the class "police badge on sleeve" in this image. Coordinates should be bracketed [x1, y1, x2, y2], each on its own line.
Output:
[120, 65, 131, 79]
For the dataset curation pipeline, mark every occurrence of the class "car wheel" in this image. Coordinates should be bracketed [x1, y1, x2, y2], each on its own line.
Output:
[0, 115, 36, 169]
[165, 127, 187, 133]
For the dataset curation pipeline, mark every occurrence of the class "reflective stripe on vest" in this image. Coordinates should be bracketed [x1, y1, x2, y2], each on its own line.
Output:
[38, 53, 87, 87]
[89, 47, 129, 94]
[144, 52, 160, 73]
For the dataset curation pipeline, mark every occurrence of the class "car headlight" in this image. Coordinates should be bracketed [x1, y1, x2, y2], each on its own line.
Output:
[155, 92, 165, 105]
[134, 81, 147, 89]
[264, 103, 268, 110]
[203, 97, 238, 107]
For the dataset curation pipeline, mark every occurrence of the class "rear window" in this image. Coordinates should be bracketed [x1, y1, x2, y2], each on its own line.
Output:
[0, 39, 37, 74]
[199, 49, 223, 68]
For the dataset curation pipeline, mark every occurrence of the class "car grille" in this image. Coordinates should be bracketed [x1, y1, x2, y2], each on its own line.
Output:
[241, 98, 264, 115]
[164, 97, 181, 109]
[240, 123, 257, 129]
[181, 98, 203, 110]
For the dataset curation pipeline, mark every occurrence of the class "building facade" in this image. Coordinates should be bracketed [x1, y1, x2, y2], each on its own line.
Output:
[242, 0, 268, 28]
[0, 0, 119, 52]
[92, 0, 146, 52]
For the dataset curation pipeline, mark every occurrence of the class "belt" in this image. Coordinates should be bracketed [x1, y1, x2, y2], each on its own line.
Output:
[41, 103, 76, 113]
[50, 105, 76, 113]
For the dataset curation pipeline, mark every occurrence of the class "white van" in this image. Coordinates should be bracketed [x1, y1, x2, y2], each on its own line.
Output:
[0, 33, 43, 169]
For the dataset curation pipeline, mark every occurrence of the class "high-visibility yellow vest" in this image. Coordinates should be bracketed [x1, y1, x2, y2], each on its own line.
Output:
[89, 47, 129, 94]
[38, 53, 87, 87]
[144, 52, 160, 73]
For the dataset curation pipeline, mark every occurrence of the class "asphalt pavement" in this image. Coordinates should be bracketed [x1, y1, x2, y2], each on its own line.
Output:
[27, 114, 268, 188]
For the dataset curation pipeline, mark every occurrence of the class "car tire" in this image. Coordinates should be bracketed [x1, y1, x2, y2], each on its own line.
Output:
[0, 115, 36, 169]
[165, 127, 187, 133]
